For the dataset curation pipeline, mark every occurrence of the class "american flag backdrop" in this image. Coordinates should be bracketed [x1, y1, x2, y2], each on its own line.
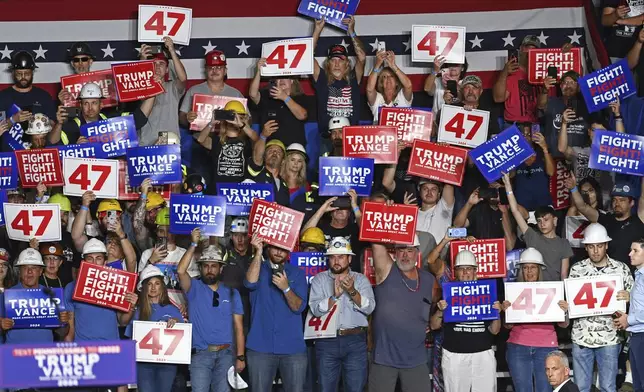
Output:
[0, 0, 607, 98]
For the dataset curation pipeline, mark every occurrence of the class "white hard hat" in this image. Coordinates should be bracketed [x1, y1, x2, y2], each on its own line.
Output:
[16, 248, 45, 267]
[25, 113, 52, 135]
[517, 247, 546, 268]
[328, 117, 350, 131]
[581, 223, 612, 244]
[394, 234, 421, 248]
[79, 82, 103, 99]
[198, 245, 226, 264]
[230, 218, 248, 234]
[82, 238, 107, 256]
[325, 237, 355, 256]
[454, 250, 477, 268]
[286, 143, 308, 159]
[138, 265, 165, 291]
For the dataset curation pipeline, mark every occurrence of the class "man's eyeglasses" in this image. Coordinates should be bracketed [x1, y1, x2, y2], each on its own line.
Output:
[212, 291, 220, 307]
[72, 57, 90, 63]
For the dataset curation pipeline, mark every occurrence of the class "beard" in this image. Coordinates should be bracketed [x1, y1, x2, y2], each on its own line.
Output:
[16, 77, 32, 89]
[330, 264, 349, 275]
[266, 156, 281, 169]
[201, 274, 220, 285]
[396, 259, 416, 272]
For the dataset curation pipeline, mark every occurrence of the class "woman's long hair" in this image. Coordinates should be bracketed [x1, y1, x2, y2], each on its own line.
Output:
[219, 113, 252, 145]
[376, 68, 402, 98]
[516, 264, 543, 282]
[579, 176, 604, 211]
[324, 58, 352, 85]
[280, 151, 308, 188]
[138, 276, 172, 322]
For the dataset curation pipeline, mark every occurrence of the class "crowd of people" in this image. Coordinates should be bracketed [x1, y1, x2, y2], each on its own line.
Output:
[0, 8, 643, 392]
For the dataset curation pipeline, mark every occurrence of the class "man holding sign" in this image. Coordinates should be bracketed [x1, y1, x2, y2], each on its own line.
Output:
[561, 223, 633, 392]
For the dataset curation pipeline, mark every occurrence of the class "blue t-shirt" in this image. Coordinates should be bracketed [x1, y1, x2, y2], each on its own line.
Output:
[64, 281, 120, 341]
[124, 303, 183, 337]
[187, 279, 243, 350]
[2, 283, 55, 344]
[514, 153, 552, 211]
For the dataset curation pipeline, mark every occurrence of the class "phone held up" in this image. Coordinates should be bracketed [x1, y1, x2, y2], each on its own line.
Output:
[213, 109, 236, 122]
[448, 228, 467, 238]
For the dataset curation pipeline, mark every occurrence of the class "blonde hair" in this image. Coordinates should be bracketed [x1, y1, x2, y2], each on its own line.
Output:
[517, 263, 543, 282]
[376, 68, 402, 97]
[324, 58, 352, 85]
[218, 114, 252, 145]
[280, 151, 307, 188]
[289, 79, 303, 96]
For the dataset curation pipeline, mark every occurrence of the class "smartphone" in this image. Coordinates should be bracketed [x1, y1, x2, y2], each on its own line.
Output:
[271, 262, 284, 276]
[213, 109, 236, 122]
[567, 97, 578, 113]
[479, 187, 499, 200]
[547, 66, 558, 79]
[267, 110, 278, 120]
[149, 45, 164, 55]
[531, 124, 541, 137]
[448, 227, 467, 238]
[106, 211, 117, 230]
[507, 49, 519, 62]
[63, 106, 81, 118]
[446, 80, 458, 97]
[331, 197, 352, 209]
[499, 188, 509, 205]
[155, 236, 167, 251]
[377, 41, 386, 52]
[158, 131, 168, 144]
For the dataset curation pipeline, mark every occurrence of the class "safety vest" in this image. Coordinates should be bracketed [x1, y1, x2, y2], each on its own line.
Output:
[64, 112, 122, 145]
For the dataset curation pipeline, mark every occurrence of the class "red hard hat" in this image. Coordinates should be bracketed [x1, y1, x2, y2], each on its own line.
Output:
[152, 53, 168, 64]
[206, 50, 226, 67]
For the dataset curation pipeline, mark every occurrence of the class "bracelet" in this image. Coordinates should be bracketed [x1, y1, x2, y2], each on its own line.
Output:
[616, 118, 623, 122]
[283, 287, 291, 294]
[119, 235, 127, 241]
[352, 206, 360, 213]
[372, 67, 382, 73]
[571, 186, 578, 193]
[260, 134, 267, 141]
[348, 289, 358, 297]
[140, 193, 147, 200]
[284, 96, 292, 104]
[190, 242, 198, 248]
[80, 206, 89, 211]
[350, 32, 357, 38]
[330, 295, 337, 302]
[507, 191, 513, 195]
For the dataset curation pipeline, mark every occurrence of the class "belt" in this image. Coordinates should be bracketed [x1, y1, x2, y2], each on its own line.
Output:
[191, 344, 230, 354]
[337, 327, 367, 336]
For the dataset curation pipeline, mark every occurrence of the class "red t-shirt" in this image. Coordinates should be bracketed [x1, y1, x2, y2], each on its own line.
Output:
[503, 67, 541, 123]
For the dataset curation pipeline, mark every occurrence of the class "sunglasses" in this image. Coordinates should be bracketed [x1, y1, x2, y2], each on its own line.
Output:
[72, 57, 90, 63]
[212, 291, 220, 307]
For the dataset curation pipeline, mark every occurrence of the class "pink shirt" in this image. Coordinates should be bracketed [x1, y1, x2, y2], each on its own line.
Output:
[507, 323, 558, 348]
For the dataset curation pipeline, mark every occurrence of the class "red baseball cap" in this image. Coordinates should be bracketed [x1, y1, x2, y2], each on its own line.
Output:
[328, 44, 348, 59]
[152, 53, 168, 64]
[206, 50, 227, 67]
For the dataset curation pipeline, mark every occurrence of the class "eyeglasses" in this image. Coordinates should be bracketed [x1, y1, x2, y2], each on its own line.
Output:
[0, 264, 8, 270]
[212, 291, 220, 307]
[72, 57, 90, 63]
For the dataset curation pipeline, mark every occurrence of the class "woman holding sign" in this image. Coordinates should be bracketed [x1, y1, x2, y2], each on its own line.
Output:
[502, 248, 569, 392]
[125, 265, 182, 392]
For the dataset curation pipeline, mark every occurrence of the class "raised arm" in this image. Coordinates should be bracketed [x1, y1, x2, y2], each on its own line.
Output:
[49, 106, 67, 145]
[427, 233, 452, 278]
[537, 77, 555, 110]
[253, 122, 277, 166]
[639, 176, 644, 222]
[366, 51, 386, 106]
[627, 29, 644, 70]
[164, 37, 187, 87]
[249, 58, 266, 105]
[453, 188, 482, 227]
[609, 100, 625, 133]
[114, 221, 136, 273]
[345, 16, 366, 82]
[493, 58, 517, 103]
[133, 179, 153, 249]
[533, 132, 555, 176]
[312, 19, 325, 82]
[371, 243, 394, 285]
[502, 173, 529, 234]
[424, 56, 445, 96]
[565, 172, 600, 222]
[71, 191, 95, 251]
[557, 109, 575, 157]
[196, 123, 214, 150]
[386, 51, 413, 101]
[245, 233, 263, 286]
[177, 228, 200, 293]
[301, 197, 338, 233]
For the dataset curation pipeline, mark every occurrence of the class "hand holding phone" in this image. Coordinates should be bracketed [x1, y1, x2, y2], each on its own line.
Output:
[448, 228, 467, 238]
[213, 109, 236, 122]
[547, 66, 558, 79]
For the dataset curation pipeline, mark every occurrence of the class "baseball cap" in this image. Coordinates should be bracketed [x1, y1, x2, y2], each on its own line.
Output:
[521, 35, 541, 48]
[152, 53, 168, 64]
[461, 75, 482, 88]
[328, 45, 348, 59]
[611, 183, 636, 198]
[206, 50, 226, 67]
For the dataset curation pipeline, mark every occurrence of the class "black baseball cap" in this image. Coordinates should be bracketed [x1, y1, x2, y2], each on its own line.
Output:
[328, 45, 348, 59]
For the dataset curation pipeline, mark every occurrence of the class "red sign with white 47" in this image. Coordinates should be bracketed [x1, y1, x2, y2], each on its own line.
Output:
[412, 25, 466, 64]
[437, 105, 490, 148]
[63, 157, 119, 199]
[3, 203, 61, 242]
[261, 38, 314, 77]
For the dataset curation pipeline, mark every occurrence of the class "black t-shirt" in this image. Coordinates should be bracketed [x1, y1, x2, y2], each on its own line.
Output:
[0, 86, 56, 152]
[256, 89, 309, 147]
[598, 212, 644, 269]
[603, 0, 639, 58]
[314, 68, 361, 136]
[319, 220, 362, 272]
[207, 137, 252, 190]
[247, 160, 290, 207]
[442, 320, 493, 353]
[542, 96, 589, 158]
[468, 203, 505, 240]
[61, 107, 149, 145]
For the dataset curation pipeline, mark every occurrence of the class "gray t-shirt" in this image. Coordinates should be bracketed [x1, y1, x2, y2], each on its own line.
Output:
[179, 82, 243, 113]
[523, 227, 574, 281]
[139, 80, 184, 146]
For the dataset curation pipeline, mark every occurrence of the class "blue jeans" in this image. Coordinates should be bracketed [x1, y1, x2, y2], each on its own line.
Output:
[572, 343, 620, 392]
[506, 343, 552, 392]
[305, 342, 318, 392]
[189, 347, 234, 392]
[630, 333, 644, 392]
[315, 333, 368, 392]
[137, 362, 177, 392]
[247, 349, 307, 392]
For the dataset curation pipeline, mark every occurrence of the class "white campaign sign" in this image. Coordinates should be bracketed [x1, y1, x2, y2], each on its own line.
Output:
[3, 203, 61, 242]
[412, 25, 466, 64]
[505, 281, 566, 323]
[304, 304, 338, 340]
[138, 5, 193, 46]
[564, 275, 626, 319]
[63, 157, 119, 199]
[261, 38, 314, 77]
[565, 216, 590, 248]
[133, 321, 192, 365]
[437, 105, 490, 148]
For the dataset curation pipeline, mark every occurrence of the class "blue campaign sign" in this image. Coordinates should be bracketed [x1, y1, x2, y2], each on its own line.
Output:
[0, 152, 18, 189]
[589, 130, 644, 176]
[0, 340, 136, 389]
[297, 0, 360, 30]
[4, 288, 65, 328]
[469, 125, 535, 183]
[579, 59, 636, 113]
[442, 279, 499, 323]
[2, 105, 28, 151]
[57, 143, 106, 161]
[80, 115, 139, 158]
[291, 252, 328, 285]
[126, 144, 182, 186]
[0, 190, 6, 226]
[319, 156, 374, 196]
[504, 249, 524, 283]
[216, 182, 274, 216]
[169, 194, 227, 236]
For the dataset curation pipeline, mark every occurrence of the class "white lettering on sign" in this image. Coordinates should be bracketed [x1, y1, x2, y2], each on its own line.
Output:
[129, 154, 179, 174]
[171, 203, 224, 223]
[35, 353, 100, 379]
[84, 119, 129, 137]
[220, 187, 272, 204]
[586, 64, 631, 106]
[364, 211, 413, 232]
[306, 2, 347, 19]
[252, 203, 296, 244]
[414, 147, 464, 173]
[475, 135, 524, 169]
[115, 71, 154, 90]
[81, 268, 131, 305]
[346, 134, 395, 153]
[322, 166, 371, 184]
[456, 242, 500, 274]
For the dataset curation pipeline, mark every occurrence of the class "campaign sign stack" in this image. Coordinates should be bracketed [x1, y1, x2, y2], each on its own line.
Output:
[442, 280, 499, 323]
[0, 152, 17, 189]
[169, 194, 227, 237]
[80, 115, 139, 158]
[216, 182, 274, 216]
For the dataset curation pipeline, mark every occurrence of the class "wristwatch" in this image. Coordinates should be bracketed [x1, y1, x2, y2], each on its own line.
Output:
[236, 355, 246, 362]
[348, 289, 358, 297]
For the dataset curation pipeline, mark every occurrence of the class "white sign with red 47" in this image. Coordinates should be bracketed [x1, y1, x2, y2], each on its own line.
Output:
[261, 38, 314, 77]
[504, 281, 566, 323]
[3, 203, 61, 242]
[412, 25, 466, 64]
[564, 275, 626, 319]
[304, 304, 338, 340]
[138, 5, 192, 46]
[437, 105, 490, 148]
[63, 157, 119, 199]
[133, 321, 193, 365]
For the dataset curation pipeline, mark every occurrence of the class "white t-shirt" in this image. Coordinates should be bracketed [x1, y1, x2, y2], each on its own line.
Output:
[416, 197, 454, 244]
[369, 89, 413, 122]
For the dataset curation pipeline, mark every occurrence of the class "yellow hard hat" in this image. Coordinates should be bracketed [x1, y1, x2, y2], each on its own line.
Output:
[48, 193, 71, 212]
[223, 100, 247, 115]
[300, 227, 326, 246]
[266, 139, 286, 154]
[155, 207, 170, 226]
[97, 199, 122, 213]
[146, 192, 165, 211]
